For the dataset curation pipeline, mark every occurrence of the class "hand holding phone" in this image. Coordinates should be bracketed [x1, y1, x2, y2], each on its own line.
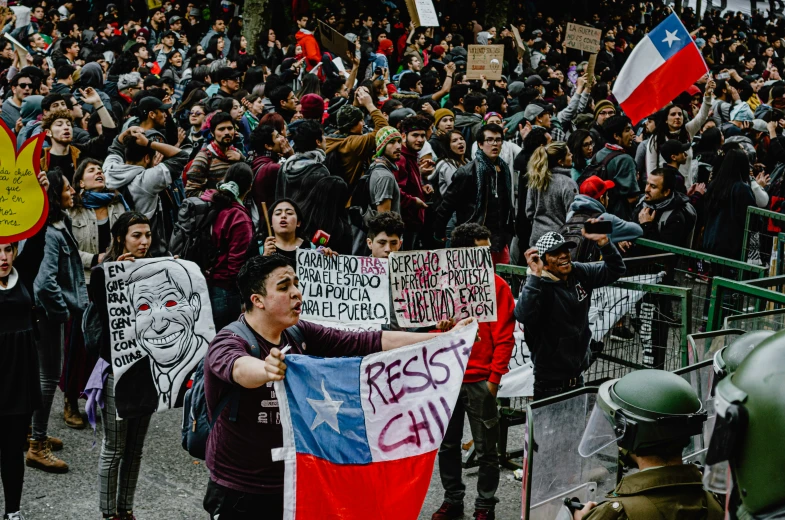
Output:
[584, 220, 613, 234]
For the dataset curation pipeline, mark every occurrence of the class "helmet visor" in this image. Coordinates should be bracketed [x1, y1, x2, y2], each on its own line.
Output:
[578, 403, 626, 458]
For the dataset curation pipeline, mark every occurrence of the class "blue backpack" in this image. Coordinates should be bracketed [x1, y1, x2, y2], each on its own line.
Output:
[181, 320, 304, 460]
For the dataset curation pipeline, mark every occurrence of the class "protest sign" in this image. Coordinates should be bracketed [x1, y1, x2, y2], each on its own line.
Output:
[465, 44, 505, 80]
[0, 124, 46, 241]
[317, 19, 351, 59]
[404, 0, 439, 27]
[511, 25, 526, 59]
[272, 322, 478, 519]
[297, 250, 390, 325]
[563, 22, 602, 53]
[586, 53, 598, 86]
[389, 247, 496, 327]
[309, 319, 382, 332]
[104, 258, 214, 418]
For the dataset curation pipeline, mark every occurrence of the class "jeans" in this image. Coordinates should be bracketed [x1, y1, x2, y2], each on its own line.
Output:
[99, 374, 152, 516]
[204, 479, 283, 520]
[438, 381, 500, 511]
[209, 284, 243, 332]
[31, 310, 64, 441]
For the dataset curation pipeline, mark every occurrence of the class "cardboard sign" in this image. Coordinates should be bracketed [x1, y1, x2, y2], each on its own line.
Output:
[317, 19, 351, 59]
[389, 247, 497, 327]
[104, 258, 214, 418]
[563, 23, 602, 53]
[0, 124, 46, 241]
[586, 53, 598, 86]
[404, 0, 439, 27]
[465, 44, 505, 80]
[297, 250, 390, 325]
[511, 25, 526, 59]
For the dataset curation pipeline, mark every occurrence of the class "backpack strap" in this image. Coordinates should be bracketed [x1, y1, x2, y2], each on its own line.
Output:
[285, 325, 305, 351]
[217, 320, 266, 423]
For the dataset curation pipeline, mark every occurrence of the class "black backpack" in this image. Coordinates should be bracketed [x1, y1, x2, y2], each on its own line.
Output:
[576, 150, 626, 188]
[559, 210, 603, 263]
[181, 320, 304, 460]
[169, 197, 220, 274]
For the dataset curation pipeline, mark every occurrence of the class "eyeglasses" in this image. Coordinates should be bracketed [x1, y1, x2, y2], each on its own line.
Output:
[484, 138, 503, 144]
[599, 110, 615, 116]
[17, 83, 32, 89]
[190, 111, 205, 116]
[583, 141, 594, 148]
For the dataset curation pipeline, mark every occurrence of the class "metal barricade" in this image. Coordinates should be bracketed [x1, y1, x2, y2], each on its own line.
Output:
[707, 276, 785, 331]
[741, 206, 785, 268]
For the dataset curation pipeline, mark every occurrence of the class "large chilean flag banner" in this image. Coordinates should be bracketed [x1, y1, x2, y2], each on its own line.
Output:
[613, 13, 708, 125]
[272, 323, 478, 519]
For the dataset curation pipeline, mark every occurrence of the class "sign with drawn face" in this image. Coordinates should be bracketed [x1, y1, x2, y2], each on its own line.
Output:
[104, 258, 214, 418]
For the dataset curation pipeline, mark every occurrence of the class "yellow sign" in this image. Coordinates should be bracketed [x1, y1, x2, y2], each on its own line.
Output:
[0, 122, 47, 241]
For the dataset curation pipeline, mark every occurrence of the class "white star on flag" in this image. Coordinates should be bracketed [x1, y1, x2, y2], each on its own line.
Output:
[662, 29, 680, 48]
[307, 380, 343, 433]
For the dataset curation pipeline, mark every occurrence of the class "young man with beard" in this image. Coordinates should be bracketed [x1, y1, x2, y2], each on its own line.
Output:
[39, 88, 117, 182]
[203, 255, 476, 519]
[433, 124, 514, 265]
[185, 112, 245, 197]
[635, 167, 697, 249]
[250, 124, 294, 214]
[590, 115, 640, 221]
[2, 72, 36, 130]
[269, 85, 299, 124]
[516, 230, 625, 400]
[395, 115, 434, 249]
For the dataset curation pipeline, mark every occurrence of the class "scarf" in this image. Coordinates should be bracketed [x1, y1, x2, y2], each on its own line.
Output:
[474, 149, 511, 217]
[81, 190, 129, 211]
[643, 193, 674, 211]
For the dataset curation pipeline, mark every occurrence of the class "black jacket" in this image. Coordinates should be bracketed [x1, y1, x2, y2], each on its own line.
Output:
[514, 242, 625, 380]
[635, 192, 697, 249]
[432, 159, 514, 246]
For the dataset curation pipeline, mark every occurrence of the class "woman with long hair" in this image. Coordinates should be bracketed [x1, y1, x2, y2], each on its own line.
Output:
[299, 177, 353, 254]
[206, 34, 225, 60]
[160, 48, 185, 89]
[692, 126, 724, 184]
[296, 73, 322, 99]
[202, 164, 255, 330]
[260, 29, 283, 71]
[173, 88, 209, 130]
[88, 212, 155, 520]
[260, 199, 313, 266]
[514, 126, 551, 247]
[0, 241, 42, 520]
[566, 129, 595, 182]
[434, 129, 467, 196]
[525, 142, 579, 246]
[702, 148, 757, 259]
[645, 81, 714, 183]
[28, 169, 88, 473]
[228, 34, 247, 62]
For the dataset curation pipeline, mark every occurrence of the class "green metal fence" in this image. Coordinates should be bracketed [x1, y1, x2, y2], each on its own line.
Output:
[707, 276, 785, 331]
[741, 206, 785, 267]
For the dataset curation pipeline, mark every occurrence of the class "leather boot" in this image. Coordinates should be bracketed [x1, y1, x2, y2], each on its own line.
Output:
[26, 433, 63, 451]
[64, 399, 86, 429]
[26, 439, 68, 473]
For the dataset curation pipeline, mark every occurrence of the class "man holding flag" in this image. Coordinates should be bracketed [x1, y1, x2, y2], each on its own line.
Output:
[202, 255, 476, 520]
[613, 12, 709, 125]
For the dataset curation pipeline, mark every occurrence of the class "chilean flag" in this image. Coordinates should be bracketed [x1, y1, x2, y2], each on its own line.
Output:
[272, 323, 478, 519]
[613, 13, 708, 125]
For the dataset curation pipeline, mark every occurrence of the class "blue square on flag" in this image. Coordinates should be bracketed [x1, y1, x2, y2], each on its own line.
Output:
[650, 13, 690, 61]
[284, 355, 372, 465]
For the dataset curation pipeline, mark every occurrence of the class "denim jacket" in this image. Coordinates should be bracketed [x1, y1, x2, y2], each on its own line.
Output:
[34, 216, 89, 323]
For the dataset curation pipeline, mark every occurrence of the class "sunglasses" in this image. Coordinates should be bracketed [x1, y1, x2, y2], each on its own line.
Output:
[17, 83, 33, 89]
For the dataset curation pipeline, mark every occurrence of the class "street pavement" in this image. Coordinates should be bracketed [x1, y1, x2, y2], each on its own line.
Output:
[9, 390, 527, 519]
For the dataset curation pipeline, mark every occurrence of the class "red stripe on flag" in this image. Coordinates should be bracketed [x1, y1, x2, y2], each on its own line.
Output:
[294, 451, 437, 519]
[619, 44, 707, 125]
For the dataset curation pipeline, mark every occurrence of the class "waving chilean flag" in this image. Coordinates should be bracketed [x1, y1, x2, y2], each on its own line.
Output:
[271, 323, 478, 519]
[613, 13, 708, 125]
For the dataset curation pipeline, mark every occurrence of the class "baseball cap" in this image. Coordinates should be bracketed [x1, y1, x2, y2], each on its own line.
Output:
[524, 74, 543, 87]
[138, 96, 172, 116]
[508, 81, 526, 97]
[523, 102, 554, 122]
[213, 66, 243, 83]
[580, 175, 616, 200]
[751, 119, 768, 133]
[535, 232, 577, 256]
[660, 139, 691, 161]
[168, 15, 182, 24]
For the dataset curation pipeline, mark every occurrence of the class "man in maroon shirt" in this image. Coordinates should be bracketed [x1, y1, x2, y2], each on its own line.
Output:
[395, 115, 434, 250]
[203, 255, 473, 519]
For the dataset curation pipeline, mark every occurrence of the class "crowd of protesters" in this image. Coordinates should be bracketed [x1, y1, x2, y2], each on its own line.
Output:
[1, 0, 785, 518]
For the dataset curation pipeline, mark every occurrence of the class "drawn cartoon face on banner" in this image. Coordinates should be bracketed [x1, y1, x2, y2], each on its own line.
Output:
[104, 258, 215, 418]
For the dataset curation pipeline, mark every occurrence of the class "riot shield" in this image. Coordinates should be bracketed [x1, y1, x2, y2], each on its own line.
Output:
[723, 308, 785, 332]
[687, 329, 745, 364]
[523, 360, 717, 520]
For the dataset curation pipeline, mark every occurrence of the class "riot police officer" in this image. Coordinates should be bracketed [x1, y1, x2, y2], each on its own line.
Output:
[707, 330, 785, 520]
[574, 369, 724, 520]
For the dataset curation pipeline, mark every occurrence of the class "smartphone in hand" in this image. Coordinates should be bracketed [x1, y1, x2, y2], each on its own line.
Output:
[584, 220, 613, 234]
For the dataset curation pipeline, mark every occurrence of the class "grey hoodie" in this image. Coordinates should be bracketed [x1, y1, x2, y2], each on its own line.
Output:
[275, 149, 330, 207]
[566, 194, 644, 243]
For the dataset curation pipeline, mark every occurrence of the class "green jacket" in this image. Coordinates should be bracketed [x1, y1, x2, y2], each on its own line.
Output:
[584, 465, 723, 520]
